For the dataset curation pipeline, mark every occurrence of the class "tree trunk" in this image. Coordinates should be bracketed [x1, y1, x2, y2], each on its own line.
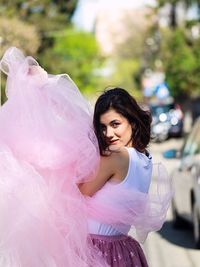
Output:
[170, 2, 177, 28]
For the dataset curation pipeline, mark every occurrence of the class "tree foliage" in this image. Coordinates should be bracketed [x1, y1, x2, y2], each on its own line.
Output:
[39, 29, 104, 94]
[143, 1, 200, 100]
[0, 0, 77, 29]
[157, 0, 200, 8]
[0, 0, 78, 51]
[160, 28, 200, 98]
[0, 0, 79, 103]
[0, 17, 40, 57]
[156, 0, 200, 27]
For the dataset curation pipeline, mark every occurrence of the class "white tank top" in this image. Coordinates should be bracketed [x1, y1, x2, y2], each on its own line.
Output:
[87, 147, 152, 235]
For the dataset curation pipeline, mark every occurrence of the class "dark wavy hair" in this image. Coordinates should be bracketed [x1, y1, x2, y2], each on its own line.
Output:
[93, 88, 152, 155]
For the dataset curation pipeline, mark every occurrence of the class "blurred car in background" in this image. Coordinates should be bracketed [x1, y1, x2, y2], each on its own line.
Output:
[163, 117, 200, 248]
[150, 100, 184, 142]
[191, 97, 200, 124]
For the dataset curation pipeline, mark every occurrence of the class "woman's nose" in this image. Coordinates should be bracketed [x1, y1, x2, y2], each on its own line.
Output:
[105, 127, 114, 138]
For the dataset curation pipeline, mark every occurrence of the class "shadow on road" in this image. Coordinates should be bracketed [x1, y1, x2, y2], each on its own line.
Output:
[158, 220, 197, 249]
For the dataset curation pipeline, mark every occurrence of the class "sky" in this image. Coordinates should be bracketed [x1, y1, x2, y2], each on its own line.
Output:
[72, 0, 156, 32]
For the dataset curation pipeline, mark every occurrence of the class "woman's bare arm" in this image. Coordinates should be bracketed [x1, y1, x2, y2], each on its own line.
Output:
[78, 155, 115, 197]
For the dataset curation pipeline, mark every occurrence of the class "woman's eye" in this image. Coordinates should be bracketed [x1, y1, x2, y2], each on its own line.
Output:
[112, 123, 120, 128]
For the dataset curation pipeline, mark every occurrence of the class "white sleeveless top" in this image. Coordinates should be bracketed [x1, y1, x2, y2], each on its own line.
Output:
[87, 147, 152, 235]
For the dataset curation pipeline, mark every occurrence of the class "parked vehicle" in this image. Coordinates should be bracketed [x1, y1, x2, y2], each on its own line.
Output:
[150, 101, 184, 142]
[191, 97, 200, 123]
[163, 117, 200, 248]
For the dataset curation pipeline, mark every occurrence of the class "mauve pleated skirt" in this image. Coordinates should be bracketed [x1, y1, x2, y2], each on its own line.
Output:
[89, 234, 149, 267]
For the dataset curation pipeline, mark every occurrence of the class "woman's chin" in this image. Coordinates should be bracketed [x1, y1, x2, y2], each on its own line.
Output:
[108, 144, 122, 152]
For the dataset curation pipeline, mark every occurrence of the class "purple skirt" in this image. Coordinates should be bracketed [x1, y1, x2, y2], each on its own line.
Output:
[89, 234, 149, 267]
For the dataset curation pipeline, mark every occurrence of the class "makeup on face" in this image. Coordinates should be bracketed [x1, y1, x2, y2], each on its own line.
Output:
[100, 109, 133, 150]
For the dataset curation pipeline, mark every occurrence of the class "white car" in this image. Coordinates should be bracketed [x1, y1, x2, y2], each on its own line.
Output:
[163, 117, 200, 248]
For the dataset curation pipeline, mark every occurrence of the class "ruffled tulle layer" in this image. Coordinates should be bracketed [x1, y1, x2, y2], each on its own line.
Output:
[0, 47, 107, 267]
[86, 162, 173, 243]
[0, 146, 109, 267]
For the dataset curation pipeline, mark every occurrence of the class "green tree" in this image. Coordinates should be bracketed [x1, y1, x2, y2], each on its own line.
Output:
[0, 0, 78, 51]
[160, 28, 200, 98]
[0, 0, 78, 103]
[0, 17, 40, 57]
[40, 29, 104, 94]
[156, 0, 200, 27]
[143, 1, 200, 100]
[0, 16, 40, 103]
[0, 0, 77, 29]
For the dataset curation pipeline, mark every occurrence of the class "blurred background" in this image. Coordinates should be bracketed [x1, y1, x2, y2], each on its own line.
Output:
[0, 1, 200, 106]
[0, 0, 200, 266]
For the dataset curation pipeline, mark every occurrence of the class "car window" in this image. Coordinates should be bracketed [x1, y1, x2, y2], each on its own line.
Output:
[182, 120, 200, 157]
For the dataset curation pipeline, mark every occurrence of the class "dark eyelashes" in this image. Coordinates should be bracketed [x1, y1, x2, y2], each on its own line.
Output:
[100, 122, 120, 130]
[112, 122, 120, 127]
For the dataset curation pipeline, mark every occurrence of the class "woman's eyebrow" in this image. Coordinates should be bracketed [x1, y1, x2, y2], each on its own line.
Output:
[110, 119, 120, 123]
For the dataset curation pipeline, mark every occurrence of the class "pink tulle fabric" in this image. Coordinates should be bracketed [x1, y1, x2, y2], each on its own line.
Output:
[0, 47, 107, 267]
[86, 162, 174, 243]
[0, 47, 173, 267]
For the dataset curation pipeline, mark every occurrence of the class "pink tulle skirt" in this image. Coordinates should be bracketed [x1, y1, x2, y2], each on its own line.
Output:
[89, 234, 149, 267]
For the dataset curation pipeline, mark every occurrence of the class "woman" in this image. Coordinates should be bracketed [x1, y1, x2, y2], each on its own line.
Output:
[80, 88, 173, 267]
[79, 88, 152, 266]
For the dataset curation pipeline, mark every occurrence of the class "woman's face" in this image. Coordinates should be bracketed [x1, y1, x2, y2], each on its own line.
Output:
[100, 108, 133, 150]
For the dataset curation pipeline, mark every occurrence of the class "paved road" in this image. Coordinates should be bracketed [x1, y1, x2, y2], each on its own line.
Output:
[139, 138, 200, 267]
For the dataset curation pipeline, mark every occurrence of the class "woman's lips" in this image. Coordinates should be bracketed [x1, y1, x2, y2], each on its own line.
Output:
[109, 139, 119, 145]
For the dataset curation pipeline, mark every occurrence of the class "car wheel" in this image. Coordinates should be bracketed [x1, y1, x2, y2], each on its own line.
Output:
[171, 200, 185, 228]
[193, 202, 200, 249]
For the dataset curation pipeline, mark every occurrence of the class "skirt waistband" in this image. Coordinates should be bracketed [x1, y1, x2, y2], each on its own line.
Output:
[89, 234, 129, 241]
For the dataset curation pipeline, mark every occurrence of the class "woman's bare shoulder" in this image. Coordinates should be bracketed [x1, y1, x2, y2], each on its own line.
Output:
[102, 147, 128, 166]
